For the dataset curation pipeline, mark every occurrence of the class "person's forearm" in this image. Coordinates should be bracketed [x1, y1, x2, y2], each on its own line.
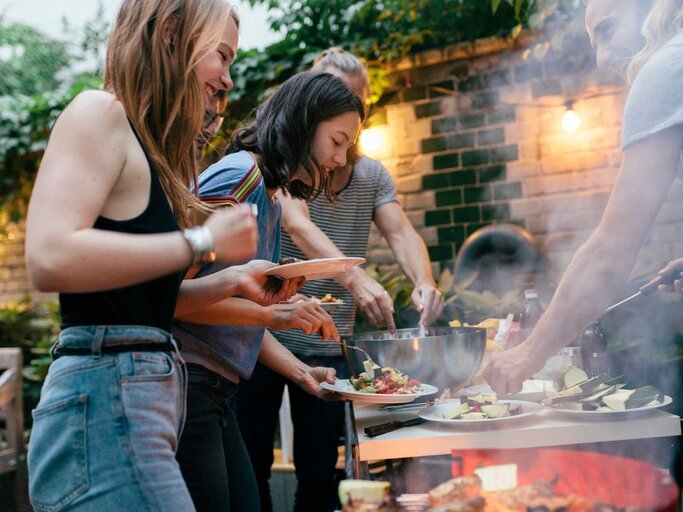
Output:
[258, 330, 311, 383]
[175, 268, 240, 317]
[385, 227, 435, 287]
[175, 297, 268, 326]
[525, 235, 638, 359]
[286, 220, 346, 260]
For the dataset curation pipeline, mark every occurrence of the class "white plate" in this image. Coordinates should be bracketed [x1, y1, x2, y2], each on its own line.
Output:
[545, 395, 672, 420]
[319, 379, 438, 404]
[464, 380, 553, 403]
[265, 257, 365, 280]
[419, 399, 542, 427]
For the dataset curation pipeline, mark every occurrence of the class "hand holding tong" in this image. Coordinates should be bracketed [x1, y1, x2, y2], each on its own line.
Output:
[604, 272, 677, 314]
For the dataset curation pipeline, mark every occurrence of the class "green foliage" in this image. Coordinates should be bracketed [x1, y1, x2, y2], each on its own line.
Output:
[353, 264, 525, 332]
[0, 299, 59, 427]
[0, 11, 105, 236]
[0, 91, 73, 231]
[0, 20, 70, 96]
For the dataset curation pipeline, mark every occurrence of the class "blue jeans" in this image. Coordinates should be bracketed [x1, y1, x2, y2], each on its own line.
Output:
[27, 325, 194, 512]
[176, 364, 260, 512]
[236, 356, 348, 512]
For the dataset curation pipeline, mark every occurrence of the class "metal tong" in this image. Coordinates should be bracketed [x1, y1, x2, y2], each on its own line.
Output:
[604, 272, 676, 314]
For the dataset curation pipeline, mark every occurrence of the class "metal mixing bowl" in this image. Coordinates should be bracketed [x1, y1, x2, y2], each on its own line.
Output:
[343, 326, 486, 392]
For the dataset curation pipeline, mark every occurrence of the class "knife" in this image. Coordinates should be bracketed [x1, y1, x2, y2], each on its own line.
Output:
[364, 417, 427, 437]
[604, 272, 675, 314]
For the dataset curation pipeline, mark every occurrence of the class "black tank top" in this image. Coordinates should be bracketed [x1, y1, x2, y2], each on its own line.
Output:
[60, 122, 186, 332]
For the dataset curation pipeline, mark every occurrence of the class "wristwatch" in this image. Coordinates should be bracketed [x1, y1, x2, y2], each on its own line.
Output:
[182, 226, 216, 265]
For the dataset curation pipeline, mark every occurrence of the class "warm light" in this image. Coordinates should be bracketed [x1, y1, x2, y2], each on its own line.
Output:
[561, 101, 581, 133]
[359, 126, 386, 158]
[412, 337, 420, 352]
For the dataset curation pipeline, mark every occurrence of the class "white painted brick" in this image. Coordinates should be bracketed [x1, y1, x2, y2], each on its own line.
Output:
[404, 191, 436, 211]
[396, 175, 423, 194]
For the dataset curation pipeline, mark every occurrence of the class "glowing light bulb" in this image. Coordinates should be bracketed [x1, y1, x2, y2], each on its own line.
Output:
[561, 102, 581, 133]
[359, 127, 386, 158]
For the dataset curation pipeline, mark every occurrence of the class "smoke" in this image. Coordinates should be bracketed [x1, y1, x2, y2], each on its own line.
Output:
[366, 2, 683, 499]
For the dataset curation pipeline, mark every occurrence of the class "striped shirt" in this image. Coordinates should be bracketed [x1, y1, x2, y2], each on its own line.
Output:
[271, 156, 397, 356]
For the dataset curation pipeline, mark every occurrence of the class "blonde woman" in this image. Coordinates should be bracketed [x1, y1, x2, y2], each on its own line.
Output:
[23, 1, 300, 510]
[485, 0, 683, 394]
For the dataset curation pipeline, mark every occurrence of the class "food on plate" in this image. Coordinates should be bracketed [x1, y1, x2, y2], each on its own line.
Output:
[442, 393, 521, 420]
[425, 474, 618, 512]
[339, 479, 397, 512]
[543, 367, 664, 411]
[552, 365, 588, 392]
[349, 367, 423, 394]
[313, 293, 344, 304]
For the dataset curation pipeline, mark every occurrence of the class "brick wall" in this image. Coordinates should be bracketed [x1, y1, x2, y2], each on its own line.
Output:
[366, 35, 683, 283]
[0, 224, 53, 305]
[3, 34, 683, 304]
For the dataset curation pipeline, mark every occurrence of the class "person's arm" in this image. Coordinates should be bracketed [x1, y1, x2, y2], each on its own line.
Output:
[279, 193, 396, 330]
[373, 202, 444, 326]
[483, 125, 683, 395]
[175, 260, 303, 317]
[258, 330, 337, 399]
[175, 296, 340, 340]
[25, 91, 257, 293]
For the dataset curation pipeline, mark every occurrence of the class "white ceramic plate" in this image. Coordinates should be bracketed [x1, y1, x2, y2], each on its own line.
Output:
[265, 257, 365, 280]
[319, 379, 438, 404]
[545, 395, 672, 420]
[464, 380, 553, 403]
[419, 399, 542, 427]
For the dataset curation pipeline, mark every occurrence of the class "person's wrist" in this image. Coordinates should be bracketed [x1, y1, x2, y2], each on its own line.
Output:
[182, 226, 216, 265]
[262, 305, 275, 328]
[337, 264, 362, 287]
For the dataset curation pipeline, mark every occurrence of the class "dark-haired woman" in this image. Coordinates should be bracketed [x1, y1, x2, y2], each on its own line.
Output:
[172, 70, 365, 511]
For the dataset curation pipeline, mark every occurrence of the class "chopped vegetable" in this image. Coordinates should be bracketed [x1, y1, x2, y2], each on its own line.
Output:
[348, 367, 423, 394]
[553, 365, 589, 392]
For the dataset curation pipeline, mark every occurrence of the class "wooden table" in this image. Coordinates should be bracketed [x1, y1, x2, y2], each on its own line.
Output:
[345, 402, 682, 479]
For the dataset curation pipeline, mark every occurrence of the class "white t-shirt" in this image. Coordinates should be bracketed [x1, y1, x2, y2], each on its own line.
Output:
[622, 31, 683, 149]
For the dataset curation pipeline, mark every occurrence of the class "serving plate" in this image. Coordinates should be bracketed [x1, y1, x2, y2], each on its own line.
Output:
[319, 379, 438, 404]
[544, 395, 672, 420]
[264, 257, 364, 280]
[419, 399, 542, 427]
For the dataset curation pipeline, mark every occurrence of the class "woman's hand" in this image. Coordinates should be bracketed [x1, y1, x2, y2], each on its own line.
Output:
[296, 366, 340, 400]
[230, 260, 304, 306]
[203, 205, 258, 264]
[264, 301, 340, 341]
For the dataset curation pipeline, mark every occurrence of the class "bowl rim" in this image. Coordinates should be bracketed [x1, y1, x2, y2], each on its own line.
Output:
[347, 325, 487, 343]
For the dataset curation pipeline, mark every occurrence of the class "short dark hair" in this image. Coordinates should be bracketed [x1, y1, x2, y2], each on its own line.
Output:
[228, 71, 365, 201]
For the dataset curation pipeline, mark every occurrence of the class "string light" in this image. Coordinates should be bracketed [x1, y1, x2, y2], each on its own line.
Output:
[359, 126, 387, 158]
[561, 100, 581, 133]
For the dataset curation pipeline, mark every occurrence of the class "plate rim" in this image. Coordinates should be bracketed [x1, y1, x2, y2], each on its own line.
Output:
[418, 399, 543, 425]
[264, 257, 365, 278]
[544, 394, 673, 417]
[320, 379, 438, 404]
